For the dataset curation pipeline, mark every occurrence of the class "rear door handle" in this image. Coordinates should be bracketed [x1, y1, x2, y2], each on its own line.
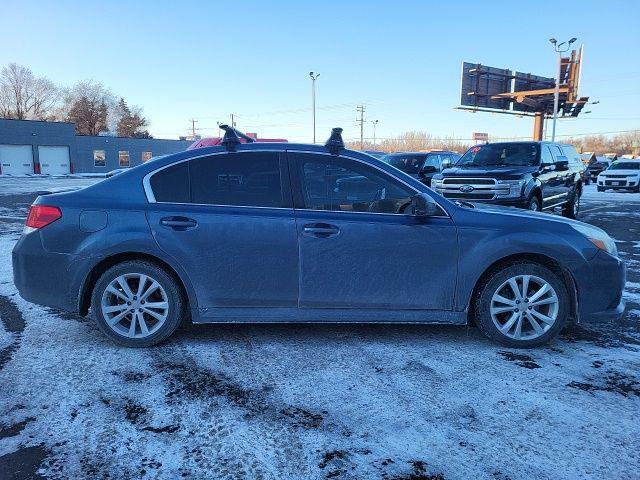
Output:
[160, 216, 198, 231]
[302, 223, 340, 238]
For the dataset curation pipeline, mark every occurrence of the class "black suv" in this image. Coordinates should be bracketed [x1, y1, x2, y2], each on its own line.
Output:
[382, 151, 461, 185]
[431, 142, 585, 218]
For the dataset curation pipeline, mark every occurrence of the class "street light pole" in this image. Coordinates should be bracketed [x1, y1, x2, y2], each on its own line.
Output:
[309, 72, 320, 143]
[549, 37, 576, 142]
[371, 120, 379, 148]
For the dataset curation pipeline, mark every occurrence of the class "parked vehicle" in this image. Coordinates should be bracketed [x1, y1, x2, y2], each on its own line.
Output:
[597, 159, 640, 192]
[431, 141, 585, 218]
[382, 151, 461, 185]
[363, 150, 386, 159]
[13, 127, 624, 348]
[587, 157, 611, 182]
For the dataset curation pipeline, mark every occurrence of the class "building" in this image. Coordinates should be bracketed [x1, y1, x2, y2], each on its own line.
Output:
[0, 118, 191, 175]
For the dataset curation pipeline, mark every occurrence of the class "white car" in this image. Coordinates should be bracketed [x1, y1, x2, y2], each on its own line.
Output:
[597, 159, 640, 193]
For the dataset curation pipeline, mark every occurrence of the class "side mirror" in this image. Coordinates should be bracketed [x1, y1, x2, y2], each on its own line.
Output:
[420, 165, 437, 175]
[410, 193, 440, 217]
[554, 159, 569, 171]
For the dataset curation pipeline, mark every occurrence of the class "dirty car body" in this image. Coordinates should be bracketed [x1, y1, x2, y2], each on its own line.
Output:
[12, 137, 625, 347]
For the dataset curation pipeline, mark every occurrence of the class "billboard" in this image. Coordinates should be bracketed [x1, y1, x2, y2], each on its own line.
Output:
[460, 62, 512, 111]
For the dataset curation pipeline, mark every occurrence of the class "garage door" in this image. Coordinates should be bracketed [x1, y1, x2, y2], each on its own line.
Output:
[38, 146, 70, 175]
[0, 145, 34, 175]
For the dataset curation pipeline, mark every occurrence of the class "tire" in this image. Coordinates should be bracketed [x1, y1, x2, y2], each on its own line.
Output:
[632, 185, 640, 194]
[597, 186, 604, 192]
[562, 188, 580, 219]
[91, 260, 186, 347]
[526, 194, 541, 212]
[474, 262, 569, 348]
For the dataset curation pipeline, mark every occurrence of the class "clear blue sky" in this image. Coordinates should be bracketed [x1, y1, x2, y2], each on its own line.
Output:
[2, 0, 639, 143]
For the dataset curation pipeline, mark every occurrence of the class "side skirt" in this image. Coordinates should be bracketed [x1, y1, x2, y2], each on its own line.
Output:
[192, 307, 467, 325]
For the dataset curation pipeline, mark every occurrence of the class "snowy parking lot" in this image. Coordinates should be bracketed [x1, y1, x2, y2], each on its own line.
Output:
[0, 177, 639, 480]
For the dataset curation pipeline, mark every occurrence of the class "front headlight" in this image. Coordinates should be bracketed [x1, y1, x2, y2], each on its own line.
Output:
[496, 179, 526, 198]
[571, 224, 617, 256]
[431, 176, 442, 189]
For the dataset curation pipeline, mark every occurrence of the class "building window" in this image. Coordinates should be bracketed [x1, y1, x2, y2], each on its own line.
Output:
[142, 151, 152, 162]
[119, 151, 130, 167]
[93, 150, 106, 167]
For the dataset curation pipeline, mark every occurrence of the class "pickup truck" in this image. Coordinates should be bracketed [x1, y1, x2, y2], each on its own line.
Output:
[431, 141, 585, 218]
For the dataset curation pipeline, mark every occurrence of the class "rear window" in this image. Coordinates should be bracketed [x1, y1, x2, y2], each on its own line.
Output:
[149, 162, 190, 203]
[189, 152, 283, 207]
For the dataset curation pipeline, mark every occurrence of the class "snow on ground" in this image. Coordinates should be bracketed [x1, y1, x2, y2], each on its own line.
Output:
[0, 179, 639, 479]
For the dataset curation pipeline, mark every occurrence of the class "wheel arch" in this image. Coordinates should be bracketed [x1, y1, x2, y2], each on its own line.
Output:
[467, 252, 577, 324]
[78, 251, 196, 317]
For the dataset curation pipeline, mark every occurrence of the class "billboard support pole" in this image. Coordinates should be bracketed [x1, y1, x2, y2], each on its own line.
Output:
[533, 112, 544, 141]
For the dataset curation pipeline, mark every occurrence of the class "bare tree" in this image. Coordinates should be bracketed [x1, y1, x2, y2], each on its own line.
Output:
[0, 63, 59, 120]
[59, 80, 116, 135]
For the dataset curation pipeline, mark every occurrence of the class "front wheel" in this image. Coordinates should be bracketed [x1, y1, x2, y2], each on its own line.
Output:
[526, 195, 541, 212]
[91, 260, 185, 347]
[597, 186, 605, 192]
[474, 262, 569, 347]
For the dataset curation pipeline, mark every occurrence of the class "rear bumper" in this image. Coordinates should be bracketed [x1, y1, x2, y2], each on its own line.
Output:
[574, 250, 626, 323]
[12, 231, 79, 311]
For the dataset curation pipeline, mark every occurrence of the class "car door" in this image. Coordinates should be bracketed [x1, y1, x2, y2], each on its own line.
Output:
[538, 145, 562, 207]
[288, 151, 457, 311]
[146, 151, 298, 309]
[549, 144, 573, 202]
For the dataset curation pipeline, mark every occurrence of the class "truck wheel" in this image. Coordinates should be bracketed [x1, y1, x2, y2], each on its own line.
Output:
[91, 260, 186, 347]
[562, 189, 580, 219]
[597, 186, 605, 192]
[526, 195, 541, 212]
[474, 262, 569, 348]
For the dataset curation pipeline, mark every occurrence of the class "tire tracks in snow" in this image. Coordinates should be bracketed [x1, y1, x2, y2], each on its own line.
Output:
[0, 294, 25, 371]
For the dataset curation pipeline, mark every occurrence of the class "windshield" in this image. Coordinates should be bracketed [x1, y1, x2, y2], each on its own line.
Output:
[607, 162, 640, 171]
[456, 143, 540, 167]
[382, 154, 426, 174]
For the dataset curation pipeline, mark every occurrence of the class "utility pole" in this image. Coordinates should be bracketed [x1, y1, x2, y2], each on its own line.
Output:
[356, 105, 366, 150]
[230, 114, 236, 128]
[309, 72, 320, 143]
[371, 119, 379, 148]
[549, 37, 577, 141]
[189, 119, 198, 139]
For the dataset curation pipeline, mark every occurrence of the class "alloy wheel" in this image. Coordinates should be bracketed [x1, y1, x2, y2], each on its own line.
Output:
[490, 274, 559, 340]
[100, 273, 169, 338]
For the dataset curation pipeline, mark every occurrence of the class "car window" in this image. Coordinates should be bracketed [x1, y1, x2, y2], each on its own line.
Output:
[457, 143, 540, 167]
[150, 161, 190, 203]
[561, 145, 583, 168]
[382, 154, 426, 174]
[540, 146, 554, 166]
[550, 145, 564, 159]
[423, 154, 441, 169]
[608, 162, 640, 171]
[190, 152, 284, 207]
[299, 157, 414, 214]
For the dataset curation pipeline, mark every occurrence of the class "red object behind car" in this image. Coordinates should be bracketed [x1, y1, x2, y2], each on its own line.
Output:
[188, 136, 288, 150]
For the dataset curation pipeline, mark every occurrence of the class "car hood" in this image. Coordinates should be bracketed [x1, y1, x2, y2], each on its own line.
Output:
[460, 201, 594, 229]
[442, 165, 538, 179]
[599, 169, 640, 175]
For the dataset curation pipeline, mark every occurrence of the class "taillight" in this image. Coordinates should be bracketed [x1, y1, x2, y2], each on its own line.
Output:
[25, 205, 62, 229]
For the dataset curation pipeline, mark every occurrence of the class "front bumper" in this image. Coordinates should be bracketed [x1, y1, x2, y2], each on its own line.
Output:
[574, 250, 626, 323]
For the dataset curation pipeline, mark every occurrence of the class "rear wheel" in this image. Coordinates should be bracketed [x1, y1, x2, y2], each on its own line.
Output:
[562, 188, 581, 219]
[91, 260, 185, 347]
[474, 262, 569, 347]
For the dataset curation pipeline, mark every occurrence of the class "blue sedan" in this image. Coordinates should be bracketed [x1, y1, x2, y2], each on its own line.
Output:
[12, 127, 625, 347]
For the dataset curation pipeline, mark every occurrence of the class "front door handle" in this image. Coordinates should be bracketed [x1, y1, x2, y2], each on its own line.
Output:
[302, 223, 340, 238]
[160, 216, 198, 231]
